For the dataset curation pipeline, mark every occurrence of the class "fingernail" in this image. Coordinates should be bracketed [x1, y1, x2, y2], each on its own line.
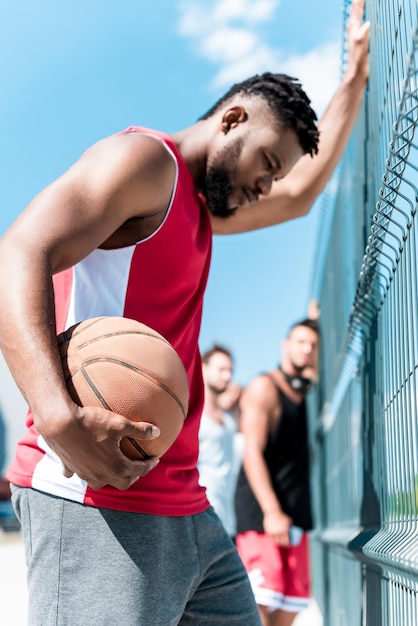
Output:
[151, 426, 161, 436]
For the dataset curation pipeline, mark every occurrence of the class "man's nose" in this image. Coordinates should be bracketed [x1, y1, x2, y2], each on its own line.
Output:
[256, 175, 273, 196]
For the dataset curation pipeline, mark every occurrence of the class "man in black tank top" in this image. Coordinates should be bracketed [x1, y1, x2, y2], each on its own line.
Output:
[235, 316, 320, 626]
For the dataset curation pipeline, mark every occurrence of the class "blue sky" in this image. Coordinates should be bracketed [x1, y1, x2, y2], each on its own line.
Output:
[0, 0, 343, 385]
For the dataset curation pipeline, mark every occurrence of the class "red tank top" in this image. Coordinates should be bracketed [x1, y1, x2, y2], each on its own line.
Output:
[7, 126, 212, 516]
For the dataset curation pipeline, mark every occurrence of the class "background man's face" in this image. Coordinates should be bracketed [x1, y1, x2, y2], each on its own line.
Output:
[284, 326, 319, 372]
[203, 352, 233, 395]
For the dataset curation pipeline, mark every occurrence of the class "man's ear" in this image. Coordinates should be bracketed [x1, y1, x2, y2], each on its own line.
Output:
[221, 106, 248, 134]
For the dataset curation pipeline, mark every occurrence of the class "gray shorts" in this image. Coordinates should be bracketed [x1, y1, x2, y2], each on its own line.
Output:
[12, 486, 261, 626]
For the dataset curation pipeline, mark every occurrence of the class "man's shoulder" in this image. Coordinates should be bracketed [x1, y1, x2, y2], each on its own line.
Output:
[116, 125, 165, 138]
[83, 127, 174, 167]
[248, 371, 277, 388]
[245, 372, 279, 400]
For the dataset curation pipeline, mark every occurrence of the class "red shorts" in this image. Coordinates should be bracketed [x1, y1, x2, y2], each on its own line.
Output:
[236, 530, 311, 613]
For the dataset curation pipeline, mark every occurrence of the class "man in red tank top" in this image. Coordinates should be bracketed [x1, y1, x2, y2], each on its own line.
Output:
[0, 3, 369, 625]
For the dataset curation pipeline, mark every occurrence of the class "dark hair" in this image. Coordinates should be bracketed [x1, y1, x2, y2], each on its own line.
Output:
[199, 72, 319, 157]
[202, 343, 234, 364]
[288, 318, 320, 337]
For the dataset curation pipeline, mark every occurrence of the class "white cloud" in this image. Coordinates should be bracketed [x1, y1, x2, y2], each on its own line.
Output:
[279, 42, 341, 117]
[177, 3, 208, 36]
[200, 27, 257, 63]
[176, 0, 340, 118]
[177, 0, 279, 34]
[210, 46, 279, 89]
[213, 0, 279, 23]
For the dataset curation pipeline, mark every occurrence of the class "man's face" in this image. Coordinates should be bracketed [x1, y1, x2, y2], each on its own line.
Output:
[203, 352, 233, 395]
[203, 115, 304, 218]
[284, 326, 319, 372]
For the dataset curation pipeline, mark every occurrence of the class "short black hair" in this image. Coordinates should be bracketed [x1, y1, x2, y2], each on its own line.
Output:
[288, 318, 320, 337]
[201, 343, 233, 364]
[199, 72, 319, 157]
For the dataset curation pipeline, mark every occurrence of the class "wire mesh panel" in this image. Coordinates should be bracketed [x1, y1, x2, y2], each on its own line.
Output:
[308, 1, 418, 624]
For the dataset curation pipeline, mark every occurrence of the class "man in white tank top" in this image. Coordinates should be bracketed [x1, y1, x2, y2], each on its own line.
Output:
[198, 344, 243, 537]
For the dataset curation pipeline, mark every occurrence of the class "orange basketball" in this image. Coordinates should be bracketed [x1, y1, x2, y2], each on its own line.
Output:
[57, 316, 189, 460]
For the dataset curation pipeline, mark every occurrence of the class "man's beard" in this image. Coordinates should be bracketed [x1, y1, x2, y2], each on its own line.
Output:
[289, 360, 305, 376]
[201, 138, 243, 219]
[208, 383, 228, 396]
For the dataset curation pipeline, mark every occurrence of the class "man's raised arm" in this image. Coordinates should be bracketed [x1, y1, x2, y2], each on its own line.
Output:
[213, 0, 370, 235]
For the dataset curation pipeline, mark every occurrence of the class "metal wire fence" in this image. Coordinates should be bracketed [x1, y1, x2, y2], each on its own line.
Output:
[308, 1, 418, 624]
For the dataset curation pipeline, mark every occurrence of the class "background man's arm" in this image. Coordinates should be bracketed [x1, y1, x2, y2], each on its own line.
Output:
[240, 376, 293, 545]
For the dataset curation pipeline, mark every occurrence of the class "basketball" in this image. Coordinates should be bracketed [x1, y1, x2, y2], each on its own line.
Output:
[57, 316, 189, 460]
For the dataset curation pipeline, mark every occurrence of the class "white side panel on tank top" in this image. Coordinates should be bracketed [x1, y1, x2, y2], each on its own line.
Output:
[67, 245, 137, 327]
[32, 435, 88, 502]
[31, 133, 179, 503]
[32, 246, 136, 498]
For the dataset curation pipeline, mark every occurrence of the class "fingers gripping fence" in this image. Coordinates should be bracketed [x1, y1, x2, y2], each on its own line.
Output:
[308, 3, 418, 625]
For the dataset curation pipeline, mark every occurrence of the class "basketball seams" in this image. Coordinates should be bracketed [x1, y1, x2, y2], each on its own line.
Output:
[69, 316, 107, 338]
[78, 366, 112, 411]
[68, 366, 156, 462]
[122, 437, 151, 460]
[71, 330, 171, 350]
[58, 316, 189, 461]
[71, 357, 187, 419]
[68, 368, 153, 462]
[62, 316, 171, 348]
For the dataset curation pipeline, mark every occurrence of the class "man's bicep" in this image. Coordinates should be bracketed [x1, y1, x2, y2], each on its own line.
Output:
[240, 382, 273, 452]
[8, 134, 176, 272]
[8, 173, 122, 274]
